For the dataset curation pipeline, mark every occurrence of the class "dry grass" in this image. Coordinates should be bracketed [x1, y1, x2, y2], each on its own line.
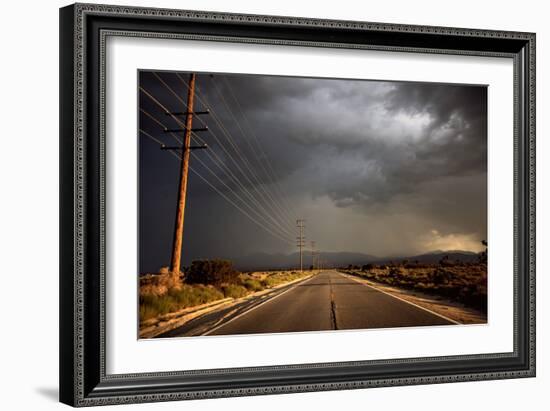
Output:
[265, 271, 306, 287]
[221, 284, 249, 299]
[139, 284, 224, 321]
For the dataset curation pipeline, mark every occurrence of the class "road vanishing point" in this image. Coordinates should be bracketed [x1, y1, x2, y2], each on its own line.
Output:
[157, 270, 457, 338]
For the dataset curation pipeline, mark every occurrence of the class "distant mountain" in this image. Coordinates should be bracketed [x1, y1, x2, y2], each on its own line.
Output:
[372, 250, 480, 265]
[231, 250, 480, 271]
[232, 251, 377, 271]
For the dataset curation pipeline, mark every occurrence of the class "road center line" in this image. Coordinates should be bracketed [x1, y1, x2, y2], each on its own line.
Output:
[328, 275, 338, 330]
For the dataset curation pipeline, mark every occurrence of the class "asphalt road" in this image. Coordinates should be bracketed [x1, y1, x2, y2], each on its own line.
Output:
[159, 270, 455, 338]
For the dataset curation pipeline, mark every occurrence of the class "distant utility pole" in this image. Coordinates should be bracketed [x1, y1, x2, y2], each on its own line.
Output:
[162, 73, 209, 281]
[310, 241, 316, 271]
[296, 219, 306, 272]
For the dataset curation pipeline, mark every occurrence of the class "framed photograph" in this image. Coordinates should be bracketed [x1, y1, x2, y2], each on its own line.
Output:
[59, 3, 535, 407]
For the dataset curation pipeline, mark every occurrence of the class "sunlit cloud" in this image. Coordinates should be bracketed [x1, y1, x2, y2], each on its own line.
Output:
[420, 229, 485, 253]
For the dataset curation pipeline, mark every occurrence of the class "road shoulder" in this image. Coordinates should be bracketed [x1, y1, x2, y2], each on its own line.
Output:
[339, 272, 487, 325]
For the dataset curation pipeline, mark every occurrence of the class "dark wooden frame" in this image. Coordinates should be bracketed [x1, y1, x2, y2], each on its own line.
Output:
[60, 3, 536, 407]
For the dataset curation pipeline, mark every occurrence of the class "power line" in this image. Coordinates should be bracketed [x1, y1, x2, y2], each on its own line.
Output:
[171, 74, 295, 234]
[207, 78, 298, 230]
[139, 83, 296, 243]
[141, 109, 298, 241]
[149, 72, 295, 230]
[190, 152, 295, 242]
[175, 73, 297, 235]
[199, 83, 296, 234]
[189, 166, 295, 246]
[140, 93, 297, 239]
[140, 108, 182, 145]
[140, 73, 301, 249]
[188, 130, 297, 238]
[143, 73, 298, 240]
[138, 128, 295, 246]
[221, 75, 301, 222]
[139, 128, 166, 146]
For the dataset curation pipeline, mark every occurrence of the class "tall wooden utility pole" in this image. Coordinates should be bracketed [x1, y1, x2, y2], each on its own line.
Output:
[169, 73, 196, 280]
[296, 219, 306, 272]
[310, 241, 316, 271]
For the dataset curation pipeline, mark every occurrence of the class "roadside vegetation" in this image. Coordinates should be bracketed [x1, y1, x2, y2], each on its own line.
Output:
[139, 285, 224, 322]
[139, 260, 311, 322]
[340, 256, 487, 312]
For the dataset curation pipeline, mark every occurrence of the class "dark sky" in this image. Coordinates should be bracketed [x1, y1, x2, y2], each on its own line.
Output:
[139, 71, 487, 273]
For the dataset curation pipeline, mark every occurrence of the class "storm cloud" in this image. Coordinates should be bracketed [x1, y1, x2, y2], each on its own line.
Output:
[139, 72, 487, 272]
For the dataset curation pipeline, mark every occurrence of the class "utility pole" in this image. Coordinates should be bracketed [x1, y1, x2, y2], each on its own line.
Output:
[296, 219, 306, 272]
[162, 73, 209, 282]
[310, 241, 316, 271]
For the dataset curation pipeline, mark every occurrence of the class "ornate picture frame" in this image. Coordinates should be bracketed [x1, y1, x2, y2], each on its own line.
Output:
[59, 3, 535, 406]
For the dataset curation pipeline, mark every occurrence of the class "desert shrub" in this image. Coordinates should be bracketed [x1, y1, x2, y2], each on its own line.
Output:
[388, 266, 405, 278]
[457, 284, 487, 312]
[158, 266, 170, 275]
[430, 268, 454, 285]
[362, 271, 376, 279]
[185, 259, 240, 286]
[242, 278, 264, 292]
[261, 277, 277, 288]
[221, 284, 248, 299]
[139, 285, 224, 321]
